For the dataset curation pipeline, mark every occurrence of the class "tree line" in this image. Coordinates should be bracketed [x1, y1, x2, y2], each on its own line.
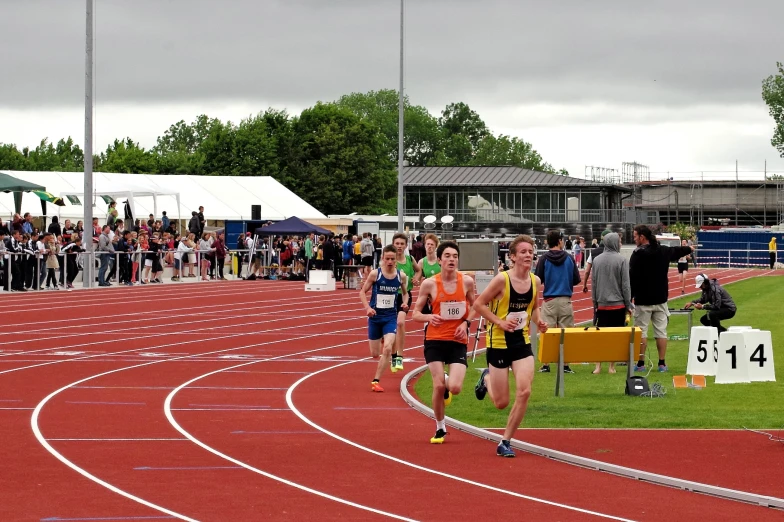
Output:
[0, 90, 565, 215]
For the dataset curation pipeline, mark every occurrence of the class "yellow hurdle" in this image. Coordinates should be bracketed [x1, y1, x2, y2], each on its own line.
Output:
[538, 326, 643, 397]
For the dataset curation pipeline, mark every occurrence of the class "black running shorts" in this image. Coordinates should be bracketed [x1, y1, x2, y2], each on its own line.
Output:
[486, 342, 533, 369]
[424, 340, 467, 366]
[677, 262, 688, 274]
[395, 293, 413, 313]
[361, 256, 373, 267]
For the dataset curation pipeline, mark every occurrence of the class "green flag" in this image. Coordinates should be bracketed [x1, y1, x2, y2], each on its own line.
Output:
[32, 190, 66, 206]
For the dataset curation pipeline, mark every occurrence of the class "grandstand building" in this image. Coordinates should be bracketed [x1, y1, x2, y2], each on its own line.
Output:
[627, 178, 784, 227]
[402, 166, 637, 239]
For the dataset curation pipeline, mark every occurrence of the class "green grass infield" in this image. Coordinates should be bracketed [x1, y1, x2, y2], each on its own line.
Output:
[413, 275, 784, 429]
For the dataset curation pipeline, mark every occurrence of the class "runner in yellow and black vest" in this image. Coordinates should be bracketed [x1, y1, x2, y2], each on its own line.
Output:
[472, 234, 547, 458]
[392, 232, 422, 372]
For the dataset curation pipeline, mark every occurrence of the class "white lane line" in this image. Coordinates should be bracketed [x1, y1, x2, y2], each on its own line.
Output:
[0, 280, 309, 312]
[32, 324, 422, 521]
[0, 407, 34, 410]
[283, 354, 635, 522]
[48, 438, 189, 441]
[172, 408, 291, 412]
[0, 295, 362, 353]
[0, 308, 368, 375]
[163, 339, 418, 522]
[0, 290, 354, 336]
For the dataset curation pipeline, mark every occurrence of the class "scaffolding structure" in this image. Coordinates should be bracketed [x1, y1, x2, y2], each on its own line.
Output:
[585, 166, 621, 185]
[622, 162, 650, 214]
[689, 182, 704, 227]
[778, 180, 784, 225]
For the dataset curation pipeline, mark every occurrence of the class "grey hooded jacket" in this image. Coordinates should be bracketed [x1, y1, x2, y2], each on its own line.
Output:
[590, 233, 631, 309]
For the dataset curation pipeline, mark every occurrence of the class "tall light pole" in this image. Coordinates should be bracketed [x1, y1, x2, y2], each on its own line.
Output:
[83, 0, 95, 287]
[396, 0, 405, 232]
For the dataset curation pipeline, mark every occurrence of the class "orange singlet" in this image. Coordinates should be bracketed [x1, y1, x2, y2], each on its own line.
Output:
[426, 272, 468, 342]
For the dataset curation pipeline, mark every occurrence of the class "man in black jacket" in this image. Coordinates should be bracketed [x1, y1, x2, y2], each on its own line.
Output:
[629, 225, 693, 372]
[685, 274, 736, 332]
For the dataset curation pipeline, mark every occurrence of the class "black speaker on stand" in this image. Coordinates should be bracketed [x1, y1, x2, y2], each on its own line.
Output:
[251, 205, 261, 220]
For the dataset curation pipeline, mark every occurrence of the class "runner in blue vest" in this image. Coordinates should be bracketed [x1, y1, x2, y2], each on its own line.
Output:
[359, 244, 410, 392]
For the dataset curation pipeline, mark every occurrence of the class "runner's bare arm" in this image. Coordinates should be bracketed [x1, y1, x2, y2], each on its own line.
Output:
[463, 275, 477, 322]
[359, 270, 378, 314]
[412, 259, 423, 286]
[412, 278, 436, 323]
[400, 273, 410, 310]
[532, 275, 547, 332]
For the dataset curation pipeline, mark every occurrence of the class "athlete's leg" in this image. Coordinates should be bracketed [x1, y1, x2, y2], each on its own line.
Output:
[369, 339, 382, 357]
[428, 361, 447, 423]
[446, 362, 466, 395]
[375, 333, 396, 381]
[485, 364, 511, 410]
[395, 310, 406, 358]
[503, 356, 534, 442]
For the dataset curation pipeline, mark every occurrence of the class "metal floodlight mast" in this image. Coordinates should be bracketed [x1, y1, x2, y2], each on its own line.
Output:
[83, 0, 95, 288]
[397, 0, 405, 233]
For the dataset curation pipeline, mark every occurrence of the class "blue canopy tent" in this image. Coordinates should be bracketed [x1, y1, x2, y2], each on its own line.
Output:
[254, 216, 332, 237]
[249, 216, 332, 277]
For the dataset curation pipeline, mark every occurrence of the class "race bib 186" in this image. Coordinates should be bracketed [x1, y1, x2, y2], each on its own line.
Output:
[442, 301, 467, 320]
[377, 294, 395, 309]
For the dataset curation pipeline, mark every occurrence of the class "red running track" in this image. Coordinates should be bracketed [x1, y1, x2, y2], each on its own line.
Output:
[0, 268, 779, 521]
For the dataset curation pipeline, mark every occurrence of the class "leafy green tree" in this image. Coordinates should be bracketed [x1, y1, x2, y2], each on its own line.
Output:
[152, 114, 221, 174]
[199, 120, 237, 176]
[336, 90, 441, 166]
[0, 143, 30, 170]
[95, 138, 158, 173]
[762, 62, 784, 158]
[437, 102, 490, 164]
[23, 138, 84, 171]
[469, 134, 554, 172]
[289, 103, 395, 215]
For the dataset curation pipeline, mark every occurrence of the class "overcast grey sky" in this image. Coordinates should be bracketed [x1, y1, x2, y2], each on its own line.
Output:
[2, 0, 783, 178]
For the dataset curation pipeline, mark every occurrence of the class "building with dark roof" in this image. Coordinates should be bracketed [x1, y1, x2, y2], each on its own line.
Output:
[403, 166, 637, 238]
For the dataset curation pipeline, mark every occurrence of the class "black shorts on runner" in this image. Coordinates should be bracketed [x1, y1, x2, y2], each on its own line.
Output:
[424, 340, 467, 366]
[360, 256, 373, 267]
[486, 342, 533, 369]
[677, 262, 688, 274]
[395, 293, 413, 313]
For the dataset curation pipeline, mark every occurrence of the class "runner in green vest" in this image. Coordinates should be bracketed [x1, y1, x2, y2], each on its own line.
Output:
[419, 233, 441, 279]
[392, 232, 422, 372]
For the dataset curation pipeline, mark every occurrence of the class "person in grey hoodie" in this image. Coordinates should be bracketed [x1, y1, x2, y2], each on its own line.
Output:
[590, 232, 633, 374]
[97, 225, 116, 286]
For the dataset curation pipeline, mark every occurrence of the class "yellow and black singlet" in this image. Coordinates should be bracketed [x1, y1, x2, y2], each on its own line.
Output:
[487, 272, 537, 347]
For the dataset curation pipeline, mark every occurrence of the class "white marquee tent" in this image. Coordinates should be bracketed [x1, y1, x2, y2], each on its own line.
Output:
[0, 171, 325, 223]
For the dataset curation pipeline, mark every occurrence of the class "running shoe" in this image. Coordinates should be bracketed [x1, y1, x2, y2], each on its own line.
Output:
[390, 356, 398, 373]
[658, 364, 668, 372]
[634, 365, 646, 373]
[497, 440, 515, 458]
[538, 365, 551, 373]
[430, 429, 447, 444]
[443, 390, 453, 407]
[395, 357, 404, 371]
[563, 366, 575, 374]
[371, 381, 384, 392]
[474, 368, 489, 400]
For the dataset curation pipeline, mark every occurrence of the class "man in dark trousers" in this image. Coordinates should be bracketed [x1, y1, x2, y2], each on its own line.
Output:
[535, 230, 582, 373]
[629, 225, 694, 372]
[684, 274, 736, 333]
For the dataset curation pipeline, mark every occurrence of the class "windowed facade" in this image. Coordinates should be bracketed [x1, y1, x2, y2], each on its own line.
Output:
[404, 187, 616, 223]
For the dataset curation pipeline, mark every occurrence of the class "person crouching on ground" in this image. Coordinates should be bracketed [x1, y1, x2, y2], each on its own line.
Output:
[684, 274, 736, 333]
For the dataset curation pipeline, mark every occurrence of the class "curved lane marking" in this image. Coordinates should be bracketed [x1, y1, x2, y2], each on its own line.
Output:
[284, 355, 635, 521]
